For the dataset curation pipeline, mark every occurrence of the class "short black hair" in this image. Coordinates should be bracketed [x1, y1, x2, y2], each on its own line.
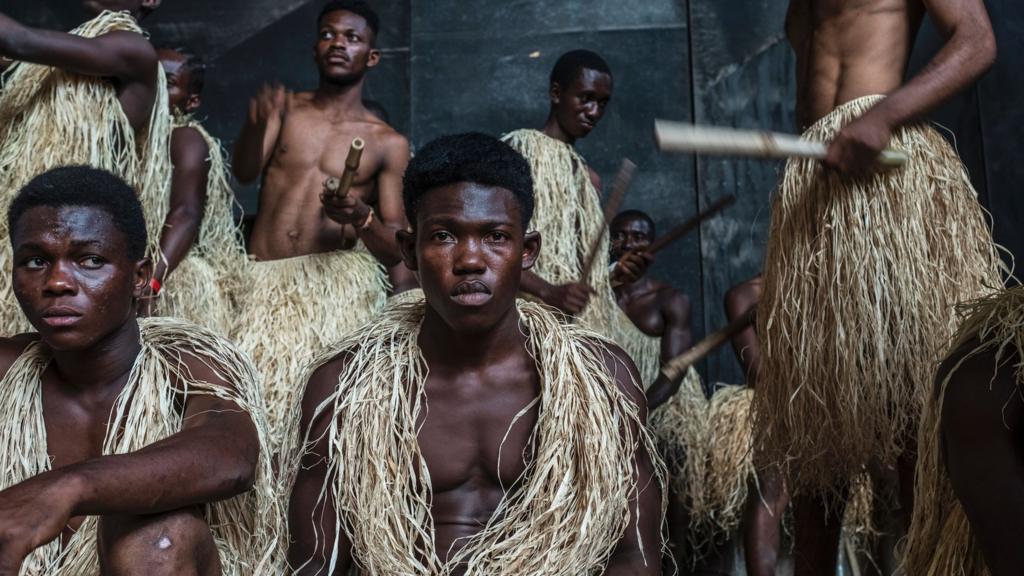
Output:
[363, 99, 390, 124]
[318, 1, 380, 40]
[157, 44, 206, 96]
[550, 49, 612, 88]
[403, 132, 534, 229]
[9, 166, 148, 260]
[612, 209, 656, 237]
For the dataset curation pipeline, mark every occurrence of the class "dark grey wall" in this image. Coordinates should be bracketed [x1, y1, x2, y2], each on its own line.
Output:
[4, 0, 1021, 384]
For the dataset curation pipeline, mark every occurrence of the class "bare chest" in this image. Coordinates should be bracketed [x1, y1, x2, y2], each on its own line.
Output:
[271, 114, 384, 185]
[416, 372, 540, 494]
[621, 293, 665, 337]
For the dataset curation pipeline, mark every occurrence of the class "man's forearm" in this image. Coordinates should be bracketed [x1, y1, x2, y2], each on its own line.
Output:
[645, 373, 679, 411]
[156, 210, 201, 281]
[232, 121, 267, 184]
[357, 218, 402, 267]
[871, 22, 995, 129]
[62, 420, 257, 518]
[520, 270, 553, 301]
[0, 14, 30, 59]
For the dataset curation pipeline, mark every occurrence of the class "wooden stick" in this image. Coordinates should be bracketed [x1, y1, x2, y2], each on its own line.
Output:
[661, 305, 755, 381]
[654, 120, 908, 168]
[324, 137, 366, 196]
[580, 158, 636, 282]
[645, 194, 736, 255]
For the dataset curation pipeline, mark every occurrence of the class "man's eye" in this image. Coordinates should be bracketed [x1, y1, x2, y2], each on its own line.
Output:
[23, 257, 45, 270]
[348, 34, 360, 42]
[431, 231, 454, 242]
[320, 31, 334, 40]
[486, 232, 509, 242]
[80, 256, 104, 269]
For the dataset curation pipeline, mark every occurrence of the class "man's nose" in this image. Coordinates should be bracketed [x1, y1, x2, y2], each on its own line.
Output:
[453, 238, 485, 274]
[43, 261, 76, 295]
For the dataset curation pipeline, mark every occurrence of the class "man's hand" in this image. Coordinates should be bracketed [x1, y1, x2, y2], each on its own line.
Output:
[823, 111, 894, 177]
[0, 472, 76, 574]
[610, 250, 653, 287]
[321, 186, 371, 227]
[248, 84, 288, 128]
[542, 282, 595, 316]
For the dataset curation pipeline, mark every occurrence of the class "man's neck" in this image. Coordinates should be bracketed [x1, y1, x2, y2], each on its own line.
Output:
[50, 316, 142, 396]
[418, 305, 527, 372]
[314, 77, 365, 111]
[541, 113, 575, 146]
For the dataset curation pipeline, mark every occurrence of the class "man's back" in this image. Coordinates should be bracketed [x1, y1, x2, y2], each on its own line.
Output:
[787, 0, 924, 128]
[249, 92, 406, 260]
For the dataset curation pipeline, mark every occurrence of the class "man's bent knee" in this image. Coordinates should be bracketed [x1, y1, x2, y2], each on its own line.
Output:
[98, 507, 221, 576]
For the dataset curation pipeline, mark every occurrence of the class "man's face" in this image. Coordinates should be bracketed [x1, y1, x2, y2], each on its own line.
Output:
[551, 67, 613, 141]
[400, 182, 539, 335]
[314, 10, 380, 85]
[158, 49, 200, 115]
[610, 215, 653, 261]
[82, 0, 159, 17]
[11, 206, 149, 352]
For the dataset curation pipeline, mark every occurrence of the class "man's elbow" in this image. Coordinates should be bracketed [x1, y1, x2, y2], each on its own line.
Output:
[976, 33, 997, 75]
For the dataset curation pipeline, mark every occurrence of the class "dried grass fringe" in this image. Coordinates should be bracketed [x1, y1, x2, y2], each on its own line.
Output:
[755, 95, 1003, 497]
[282, 300, 666, 575]
[232, 249, 388, 444]
[899, 286, 1024, 576]
[617, 312, 662, 387]
[502, 129, 630, 347]
[153, 118, 247, 334]
[0, 10, 173, 334]
[0, 317, 284, 574]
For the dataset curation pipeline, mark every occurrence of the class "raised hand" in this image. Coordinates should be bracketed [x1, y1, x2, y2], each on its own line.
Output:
[611, 250, 653, 287]
[543, 282, 595, 316]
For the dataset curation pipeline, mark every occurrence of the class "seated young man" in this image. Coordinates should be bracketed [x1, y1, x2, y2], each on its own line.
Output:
[0, 166, 281, 574]
[286, 132, 663, 574]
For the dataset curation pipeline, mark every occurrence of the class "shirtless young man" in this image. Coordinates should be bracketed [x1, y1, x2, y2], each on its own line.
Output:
[503, 51, 647, 342]
[0, 166, 279, 573]
[143, 47, 246, 333]
[755, 2, 1001, 575]
[287, 133, 662, 574]
[608, 210, 692, 404]
[232, 0, 408, 265]
[901, 285, 1024, 575]
[231, 0, 410, 437]
[0, 1, 167, 333]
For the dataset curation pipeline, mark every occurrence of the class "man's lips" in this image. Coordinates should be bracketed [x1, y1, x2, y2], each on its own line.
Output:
[40, 306, 83, 327]
[326, 52, 350, 64]
[451, 280, 492, 306]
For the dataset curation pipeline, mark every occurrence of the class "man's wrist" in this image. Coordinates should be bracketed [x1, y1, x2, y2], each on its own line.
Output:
[43, 467, 86, 518]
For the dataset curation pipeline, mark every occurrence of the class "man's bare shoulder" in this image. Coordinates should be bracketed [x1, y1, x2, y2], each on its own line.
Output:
[0, 334, 40, 382]
[299, 350, 356, 423]
[651, 281, 687, 307]
[591, 339, 647, 411]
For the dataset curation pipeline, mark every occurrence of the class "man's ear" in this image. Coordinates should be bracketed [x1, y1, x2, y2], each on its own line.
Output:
[132, 257, 153, 299]
[367, 48, 382, 69]
[185, 94, 201, 115]
[397, 228, 417, 271]
[522, 231, 541, 270]
[548, 82, 561, 106]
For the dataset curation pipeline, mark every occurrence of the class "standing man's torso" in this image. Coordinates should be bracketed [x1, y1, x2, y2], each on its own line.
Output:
[250, 92, 399, 260]
[787, 0, 924, 128]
